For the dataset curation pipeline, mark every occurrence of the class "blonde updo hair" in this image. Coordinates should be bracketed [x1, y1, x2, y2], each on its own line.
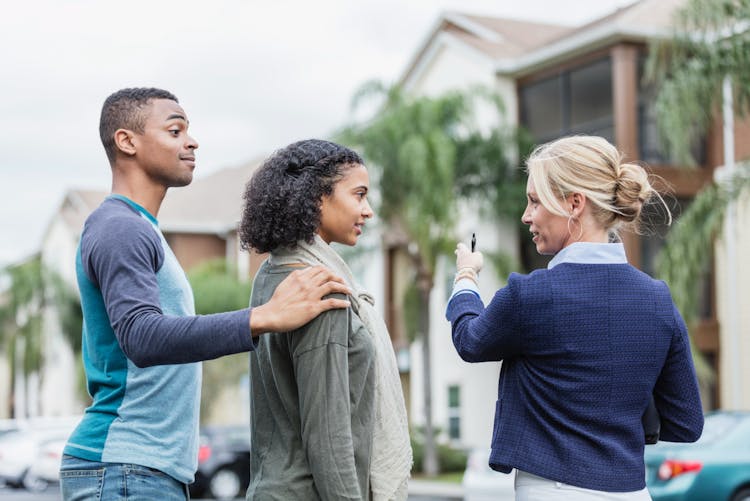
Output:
[526, 135, 669, 234]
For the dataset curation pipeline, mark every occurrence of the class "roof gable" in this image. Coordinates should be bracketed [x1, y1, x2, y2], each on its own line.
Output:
[401, 11, 570, 87]
[401, 0, 685, 84]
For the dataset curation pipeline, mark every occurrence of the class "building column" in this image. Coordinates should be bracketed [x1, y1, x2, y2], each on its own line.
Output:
[611, 44, 641, 265]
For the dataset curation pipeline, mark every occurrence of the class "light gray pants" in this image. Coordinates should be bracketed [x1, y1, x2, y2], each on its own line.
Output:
[515, 470, 652, 501]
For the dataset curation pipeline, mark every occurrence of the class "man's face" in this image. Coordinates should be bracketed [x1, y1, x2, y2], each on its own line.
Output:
[132, 98, 198, 188]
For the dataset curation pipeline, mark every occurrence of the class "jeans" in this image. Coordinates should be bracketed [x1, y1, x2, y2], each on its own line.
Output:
[60, 455, 190, 501]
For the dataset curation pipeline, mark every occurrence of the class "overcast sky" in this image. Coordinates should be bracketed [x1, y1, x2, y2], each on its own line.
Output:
[0, 0, 635, 267]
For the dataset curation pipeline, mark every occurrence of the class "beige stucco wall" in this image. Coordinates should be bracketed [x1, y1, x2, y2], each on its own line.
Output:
[715, 189, 750, 410]
[403, 36, 523, 449]
[39, 214, 84, 417]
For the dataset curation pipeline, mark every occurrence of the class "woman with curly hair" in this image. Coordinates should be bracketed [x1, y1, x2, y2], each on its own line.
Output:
[240, 139, 412, 500]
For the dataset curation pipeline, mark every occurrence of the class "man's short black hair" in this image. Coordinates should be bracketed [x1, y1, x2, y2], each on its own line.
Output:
[239, 139, 364, 253]
[99, 87, 178, 164]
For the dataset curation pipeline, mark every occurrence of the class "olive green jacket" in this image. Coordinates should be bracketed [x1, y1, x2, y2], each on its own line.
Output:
[246, 261, 376, 500]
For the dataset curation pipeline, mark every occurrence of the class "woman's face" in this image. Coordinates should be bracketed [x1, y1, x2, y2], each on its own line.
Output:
[521, 176, 574, 255]
[317, 163, 373, 246]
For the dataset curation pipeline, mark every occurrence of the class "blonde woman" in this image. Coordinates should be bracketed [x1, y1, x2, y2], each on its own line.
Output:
[447, 135, 703, 500]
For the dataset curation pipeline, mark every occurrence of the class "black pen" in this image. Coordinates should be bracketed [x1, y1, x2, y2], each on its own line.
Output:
[471, 233, 476, 252]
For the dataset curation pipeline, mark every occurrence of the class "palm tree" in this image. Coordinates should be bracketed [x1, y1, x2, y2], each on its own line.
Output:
[647, 0, 750, 388]
[339, 82, 524, 475]
[0, 255, 46, 417]
[646, 0, 750, 166]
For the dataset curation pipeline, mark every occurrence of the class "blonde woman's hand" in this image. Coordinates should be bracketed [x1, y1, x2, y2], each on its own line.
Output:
[455, 242, 483, 274]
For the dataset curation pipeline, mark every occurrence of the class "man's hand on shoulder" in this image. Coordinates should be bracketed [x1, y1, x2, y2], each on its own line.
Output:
[250, 265, 351, 336]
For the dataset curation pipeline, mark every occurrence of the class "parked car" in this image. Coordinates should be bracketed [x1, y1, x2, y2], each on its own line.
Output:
[645, 411, 750, 501]
[25, 437, 67, 489]
[462, 448, 515, 501]
[0, 419, 20, 437]
[0, 418, 76, 493]
[189, 425, 251, 500]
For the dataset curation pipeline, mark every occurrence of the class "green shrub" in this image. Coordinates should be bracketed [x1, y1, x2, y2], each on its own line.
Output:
[438, 443, 468, 472]
[409, 432, 468, 473]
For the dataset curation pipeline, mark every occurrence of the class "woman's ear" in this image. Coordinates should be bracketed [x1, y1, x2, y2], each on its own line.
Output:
[114, 129, 137, 157]
[569, 192, 586, 216]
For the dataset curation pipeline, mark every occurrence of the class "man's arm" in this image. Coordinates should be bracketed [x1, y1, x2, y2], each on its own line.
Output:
[84, 216, 350, 367]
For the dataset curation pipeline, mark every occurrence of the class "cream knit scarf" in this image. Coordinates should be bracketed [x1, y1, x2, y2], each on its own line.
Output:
[269, 235, 412, 501]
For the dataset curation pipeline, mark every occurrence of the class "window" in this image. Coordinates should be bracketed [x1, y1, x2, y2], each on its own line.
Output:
[447, 385, 461, 441]
[520, 58, 614, 144]
[570, 59, 614, 138]
[520, 77, 562, 140]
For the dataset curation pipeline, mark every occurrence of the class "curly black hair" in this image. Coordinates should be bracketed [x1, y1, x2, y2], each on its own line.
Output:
[239, 139, 364, 253]
[99, 87, 178, 165]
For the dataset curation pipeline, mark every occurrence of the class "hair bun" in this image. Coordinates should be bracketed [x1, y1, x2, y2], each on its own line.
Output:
[613, 163, 651, 223]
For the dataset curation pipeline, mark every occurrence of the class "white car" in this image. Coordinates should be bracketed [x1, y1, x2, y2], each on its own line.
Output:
[0, 418, 77, 493]
[0, 419, 20, 436]
[25, 437, 67, 490]
[462, 449, 516, 501]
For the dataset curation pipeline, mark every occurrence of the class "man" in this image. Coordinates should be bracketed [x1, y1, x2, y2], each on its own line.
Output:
[59, 88, 351, 500]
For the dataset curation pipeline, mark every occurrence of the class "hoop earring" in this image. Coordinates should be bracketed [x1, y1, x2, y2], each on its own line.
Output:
[567, 215, 584, 241]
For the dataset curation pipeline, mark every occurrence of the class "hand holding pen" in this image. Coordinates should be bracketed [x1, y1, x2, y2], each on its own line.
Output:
[455, 233, 483, 279]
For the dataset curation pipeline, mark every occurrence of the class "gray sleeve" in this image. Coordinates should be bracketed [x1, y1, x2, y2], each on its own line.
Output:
[291, 304, 362, 500]
[81, 213, 255, 367]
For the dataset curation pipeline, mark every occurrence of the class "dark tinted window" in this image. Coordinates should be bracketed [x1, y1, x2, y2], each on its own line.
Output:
[520, 58, 614, 144]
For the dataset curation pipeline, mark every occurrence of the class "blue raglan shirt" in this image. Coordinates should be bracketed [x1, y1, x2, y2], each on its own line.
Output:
[64, 195, 256, 483]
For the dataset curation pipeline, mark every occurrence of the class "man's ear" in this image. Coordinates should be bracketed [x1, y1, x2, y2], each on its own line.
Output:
[113, 129, 137, 157]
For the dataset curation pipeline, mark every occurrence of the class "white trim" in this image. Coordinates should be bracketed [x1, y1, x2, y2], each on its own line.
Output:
[443, 12, 504, 43]
[496, 23, 671, 76]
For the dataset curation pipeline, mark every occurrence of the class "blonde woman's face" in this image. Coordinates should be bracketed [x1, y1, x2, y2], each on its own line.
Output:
[521, 176, 574, 255]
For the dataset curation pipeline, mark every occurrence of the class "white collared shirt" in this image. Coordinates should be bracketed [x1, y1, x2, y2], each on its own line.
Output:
[547, 242, 628, 269]
[448, 242, 628, 303]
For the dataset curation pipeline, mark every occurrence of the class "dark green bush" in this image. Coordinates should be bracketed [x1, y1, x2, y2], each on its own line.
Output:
[409, 432, 468, 473]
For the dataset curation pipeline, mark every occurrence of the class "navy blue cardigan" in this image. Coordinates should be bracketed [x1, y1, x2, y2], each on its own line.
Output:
[446, 263, 703, 492]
